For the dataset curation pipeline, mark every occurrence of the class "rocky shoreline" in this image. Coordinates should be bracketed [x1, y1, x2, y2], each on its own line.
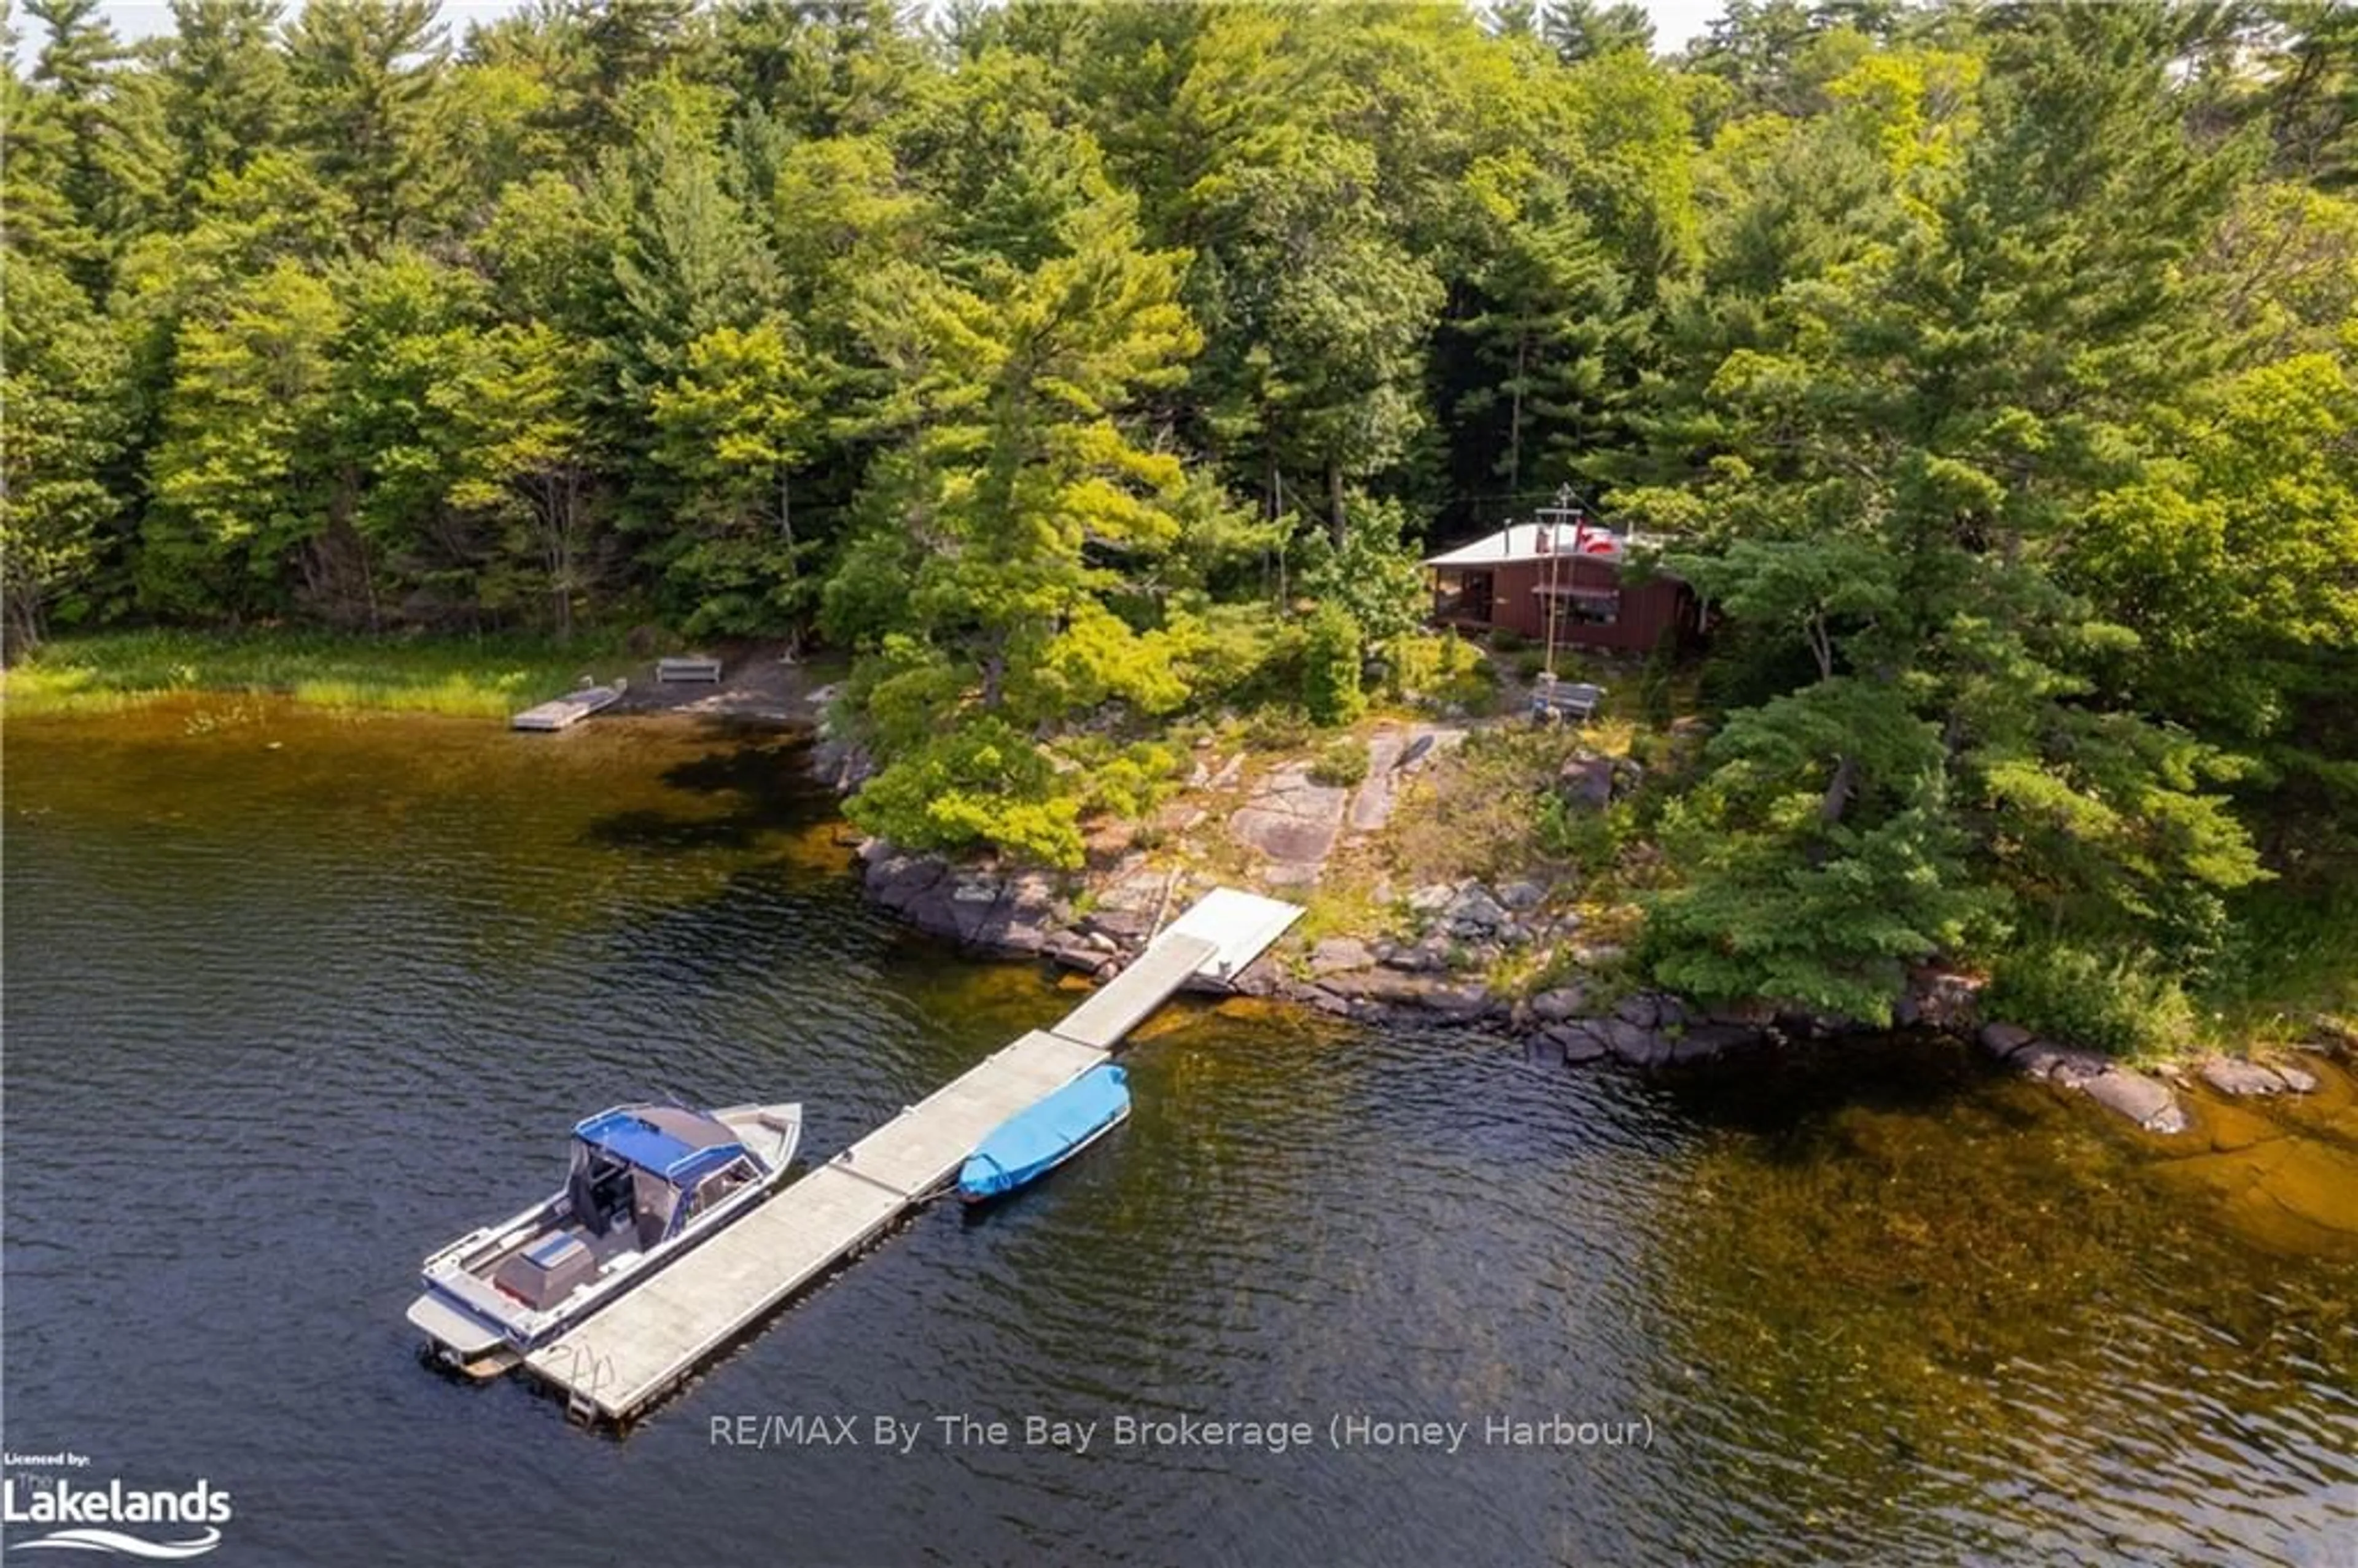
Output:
[854, 838, 1779, 1062]
[1973, 1021, 2329, 1132]
[779, 659, 2335, 1138]
[856, 833, 2342, 1130]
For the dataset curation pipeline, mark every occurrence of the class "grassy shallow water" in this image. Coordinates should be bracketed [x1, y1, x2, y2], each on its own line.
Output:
[2, 627, 640, 718]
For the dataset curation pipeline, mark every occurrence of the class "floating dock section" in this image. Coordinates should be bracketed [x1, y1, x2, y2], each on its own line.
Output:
[512, 678, 628, 731]
[522, 888, 1300, 1426]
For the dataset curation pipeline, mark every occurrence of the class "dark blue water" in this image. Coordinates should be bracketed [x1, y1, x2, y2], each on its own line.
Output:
[5, 702, 2352, 1566]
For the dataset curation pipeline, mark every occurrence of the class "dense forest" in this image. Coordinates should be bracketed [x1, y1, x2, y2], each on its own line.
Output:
[5, 0, 2355, 1036]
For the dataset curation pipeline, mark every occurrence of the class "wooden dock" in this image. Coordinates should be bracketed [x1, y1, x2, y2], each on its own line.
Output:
[521, 890, 1299, 1426]
[512, 678, 628, 731]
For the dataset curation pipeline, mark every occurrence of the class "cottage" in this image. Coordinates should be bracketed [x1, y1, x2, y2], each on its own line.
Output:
[1422, 514, 1698, 656]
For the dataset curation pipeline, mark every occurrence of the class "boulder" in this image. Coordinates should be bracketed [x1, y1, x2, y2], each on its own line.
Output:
[2276, 1063, 2320, 1093]
[1379, 938, 1444, 974]
[2198, 1058, 2287, 1097]
[1081, 907, 1154, 942]
[1498, 880, 1547, 912]
[1418, 984, 1498, 1021]
[2013, 1040, 2111, 1088]
[1302, 987, 1358, 1018]
[1603, 1019, 1671, 1066]
[973, 883, 1059, 952]
[1406, 883, 1459, 915]
[2080, 1069, 2190, 1135]
[863, 850, 946, 907]
[1445, 887, 1508, 934]
[1547, 1022, 1611, 1063]
[1038, 933, 1113, 974]
[1978, 1022, 2036, 1060]
[1613, 992, 1686, 1030]
[1321, 969, 1453, 1011]
[1309, 936, 1377, 976]
[949, 873, 1002, 904]
[1528, 986, 1588, 1023]
[1556, 753, 1616, 810]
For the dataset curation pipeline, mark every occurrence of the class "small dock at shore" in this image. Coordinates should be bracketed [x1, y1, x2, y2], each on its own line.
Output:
[520, 888, 1299, 1427]
[512, 677, 629, 732]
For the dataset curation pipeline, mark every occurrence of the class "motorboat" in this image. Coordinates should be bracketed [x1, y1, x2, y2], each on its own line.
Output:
[957, 1065, 1129, 1203]
[407, 1100, 801, 1373]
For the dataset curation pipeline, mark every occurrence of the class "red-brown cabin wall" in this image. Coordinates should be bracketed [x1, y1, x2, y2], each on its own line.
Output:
[1434, 558, 1694, 654]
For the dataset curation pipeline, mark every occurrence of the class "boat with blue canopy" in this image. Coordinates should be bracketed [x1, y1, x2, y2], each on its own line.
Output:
[407, 1100, 801, 1374]
[958, 1064, 1130, 1203]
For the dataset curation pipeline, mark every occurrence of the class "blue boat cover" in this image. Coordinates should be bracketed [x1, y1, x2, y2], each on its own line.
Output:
[573, 1107, 744, 1187]
[959, 1065, 1130, 1200]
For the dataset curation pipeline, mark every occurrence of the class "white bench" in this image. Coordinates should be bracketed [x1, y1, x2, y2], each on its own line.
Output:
[656, 655, 723, 684]
[1530, 680, 1605, 723]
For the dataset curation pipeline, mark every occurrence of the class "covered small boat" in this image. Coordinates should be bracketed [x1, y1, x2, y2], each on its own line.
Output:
[407, 1100, 800, 1373]
[958, 1064, 1130, 1203]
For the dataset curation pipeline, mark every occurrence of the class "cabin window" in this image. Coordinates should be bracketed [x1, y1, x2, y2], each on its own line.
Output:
[1568, 590, 1620, 626]
[1434, 570, 1494, 624]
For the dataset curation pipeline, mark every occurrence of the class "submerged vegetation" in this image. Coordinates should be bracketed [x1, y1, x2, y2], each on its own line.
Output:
[5, 0, 2354, 1039]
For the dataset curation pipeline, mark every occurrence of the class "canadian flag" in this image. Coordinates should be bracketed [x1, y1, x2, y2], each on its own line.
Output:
[1571, 524, 1623, 562]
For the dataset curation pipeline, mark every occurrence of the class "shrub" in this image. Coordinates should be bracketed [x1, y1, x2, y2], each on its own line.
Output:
[1491, 627, 1531, 654]
[1070, 738, 1186, 820]
[1384, 631, 1493, 709]
[1309, 737, 1370, 787]
[1173, 601, 1293, 706]
[845, 716, 1084, 867]
[1302, 603, 1367, 726]
[1383, 632, 1447, 697]
[1243, 704, 1312, 752]
[1984, 941, 2200, 1059]
[1538, 795, 1636, 874]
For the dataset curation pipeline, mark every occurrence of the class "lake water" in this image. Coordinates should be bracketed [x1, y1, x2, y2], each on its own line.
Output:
[5, 699, 2354, 1566]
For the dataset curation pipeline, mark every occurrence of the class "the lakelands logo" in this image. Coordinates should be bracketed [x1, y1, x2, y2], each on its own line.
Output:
[2, 1462, 231, 1560]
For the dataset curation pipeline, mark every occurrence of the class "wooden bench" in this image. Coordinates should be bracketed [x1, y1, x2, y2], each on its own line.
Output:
[656, 655, 723, 684]
[1529, 680, 1605, 724]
